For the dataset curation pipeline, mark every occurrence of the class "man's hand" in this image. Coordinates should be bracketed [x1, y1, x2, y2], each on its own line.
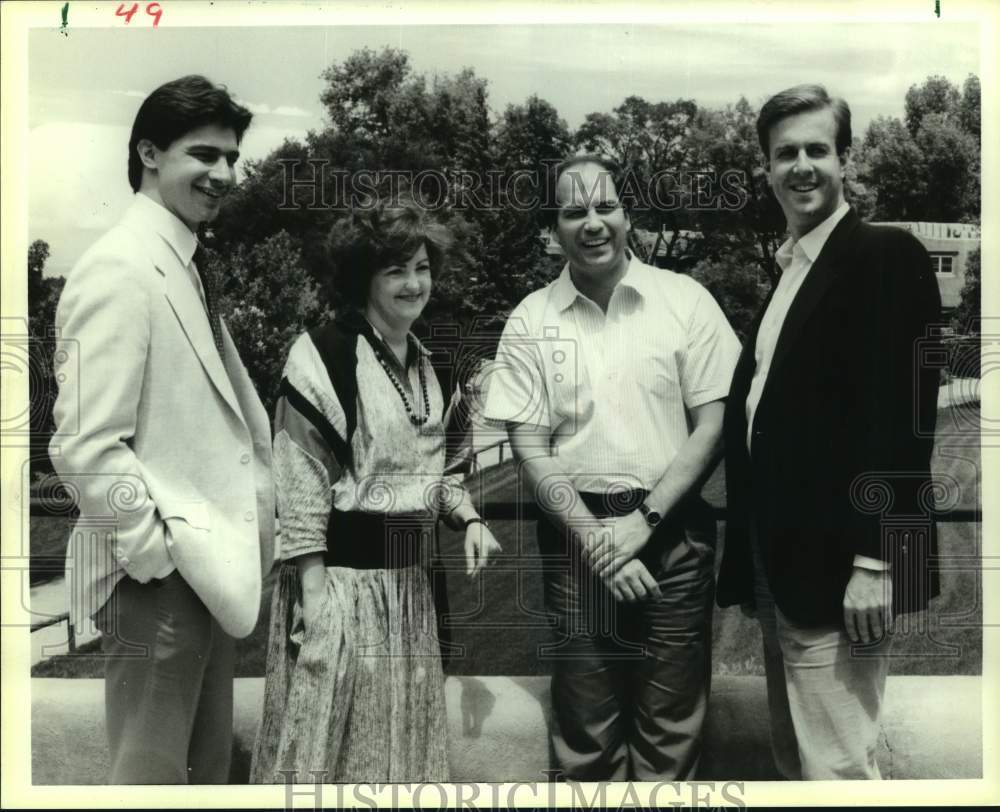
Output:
[843, 566, 893, 643]
[609, 559, 662, 603]
[582, 510, 653, 578]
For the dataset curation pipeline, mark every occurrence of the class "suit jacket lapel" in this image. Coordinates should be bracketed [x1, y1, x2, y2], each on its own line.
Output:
[726, 282, 776, 442]
[144, 230, 245, 421]
[761, 208, 861, 397]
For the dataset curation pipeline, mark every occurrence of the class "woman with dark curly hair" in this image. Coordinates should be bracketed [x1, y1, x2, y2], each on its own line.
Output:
[250, 188, 499, 783]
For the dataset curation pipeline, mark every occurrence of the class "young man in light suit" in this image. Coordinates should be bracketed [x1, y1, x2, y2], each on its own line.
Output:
[716, 85, 941, 779]
[50, 75, 275, 784]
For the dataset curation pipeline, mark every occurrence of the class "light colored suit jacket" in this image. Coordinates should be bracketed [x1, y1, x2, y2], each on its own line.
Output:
[51, 194, 275, 639]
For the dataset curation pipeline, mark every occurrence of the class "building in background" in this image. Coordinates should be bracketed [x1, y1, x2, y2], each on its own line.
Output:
[870, 222, 981, 312]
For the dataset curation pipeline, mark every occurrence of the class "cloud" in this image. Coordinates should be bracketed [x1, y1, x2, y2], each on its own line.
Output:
[27, 118, 311, 275]
[109, 90, 313, 118]
[235, 99, 314, 118]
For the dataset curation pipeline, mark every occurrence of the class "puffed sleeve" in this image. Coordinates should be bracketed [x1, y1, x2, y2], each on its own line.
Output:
[273, 333, 347, 561]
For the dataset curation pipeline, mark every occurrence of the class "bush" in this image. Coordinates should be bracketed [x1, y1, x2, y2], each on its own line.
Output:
[206, 230, 333, 415]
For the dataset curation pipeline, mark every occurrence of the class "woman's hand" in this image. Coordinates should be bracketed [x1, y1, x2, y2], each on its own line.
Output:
[465, 521, 502, 577]
[443, 384, 463, 429]
[296, 553, 327, 633]
[301, 585, 329, 633]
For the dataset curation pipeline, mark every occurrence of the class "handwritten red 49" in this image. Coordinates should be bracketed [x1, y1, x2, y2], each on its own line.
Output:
[115, 2, 163, 26]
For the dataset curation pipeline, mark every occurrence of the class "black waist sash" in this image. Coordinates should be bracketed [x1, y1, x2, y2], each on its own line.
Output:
[323, 509, 437, 569]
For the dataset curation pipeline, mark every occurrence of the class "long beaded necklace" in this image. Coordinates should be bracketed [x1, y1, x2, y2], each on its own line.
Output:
[369, 335, 430, 426]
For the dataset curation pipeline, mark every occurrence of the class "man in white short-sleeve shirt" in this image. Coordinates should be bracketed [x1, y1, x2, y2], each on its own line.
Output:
[484, 156, 740, 780]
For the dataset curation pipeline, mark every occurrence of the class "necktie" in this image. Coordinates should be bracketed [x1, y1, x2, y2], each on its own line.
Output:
[192, 244, 225, 356]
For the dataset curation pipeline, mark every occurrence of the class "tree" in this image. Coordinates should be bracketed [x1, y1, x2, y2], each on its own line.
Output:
[857, 75, 980, 223]
[952, 246, 980, 335]
[206, 231, 332, 415]
[904, 75, 960, 136]
[914, 112, 979, 222]
[27, 240, 65, 479]
[688, 254, 768, 341]
[959, 74, 981, 146]
[856, 116, 928, 220]
[319, 47, 413, 141]
[494, 95, 572, 170]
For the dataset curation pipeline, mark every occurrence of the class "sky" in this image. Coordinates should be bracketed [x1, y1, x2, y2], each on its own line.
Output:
[26, 17, 981, 275]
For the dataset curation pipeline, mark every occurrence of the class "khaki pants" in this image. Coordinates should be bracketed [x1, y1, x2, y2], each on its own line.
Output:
[751, 536, 892, 780]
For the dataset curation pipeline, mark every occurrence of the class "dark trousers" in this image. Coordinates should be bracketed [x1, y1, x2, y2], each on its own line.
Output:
[96, 571, 235, 784]
[536, 494, 716, 780]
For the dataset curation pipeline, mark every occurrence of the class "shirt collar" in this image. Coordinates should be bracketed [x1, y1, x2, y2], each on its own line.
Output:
[551, 251, 650, 313]
[132, 192, 199, 268]
[776, 201, 850, 272]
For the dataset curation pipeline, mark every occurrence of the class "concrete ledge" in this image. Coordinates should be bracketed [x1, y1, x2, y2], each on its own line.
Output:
[31, 675, 981, 783]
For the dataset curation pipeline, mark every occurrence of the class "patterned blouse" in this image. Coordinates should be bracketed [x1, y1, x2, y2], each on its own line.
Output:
[274, 321, 464, 562]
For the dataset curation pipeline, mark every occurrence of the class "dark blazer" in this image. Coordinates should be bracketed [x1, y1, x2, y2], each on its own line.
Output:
[716, 208, 943, 626]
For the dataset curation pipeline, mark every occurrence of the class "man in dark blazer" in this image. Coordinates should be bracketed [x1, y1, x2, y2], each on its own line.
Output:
[716, 84, 941, 779]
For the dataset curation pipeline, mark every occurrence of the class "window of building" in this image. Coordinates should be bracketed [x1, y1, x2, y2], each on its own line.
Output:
[930, 253, 956, 277]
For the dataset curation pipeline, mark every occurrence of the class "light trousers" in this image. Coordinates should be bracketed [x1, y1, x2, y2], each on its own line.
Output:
[751, 537, 892, 780]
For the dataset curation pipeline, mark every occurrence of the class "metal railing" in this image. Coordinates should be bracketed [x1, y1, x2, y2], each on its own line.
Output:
[26, 446, 983, 651]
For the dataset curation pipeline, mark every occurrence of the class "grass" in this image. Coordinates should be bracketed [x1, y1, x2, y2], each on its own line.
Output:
[31, 405, 982, 679]
[27, 516, 72, 585]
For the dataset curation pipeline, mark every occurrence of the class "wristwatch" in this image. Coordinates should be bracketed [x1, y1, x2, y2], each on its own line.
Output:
[637, 503, 662, 528]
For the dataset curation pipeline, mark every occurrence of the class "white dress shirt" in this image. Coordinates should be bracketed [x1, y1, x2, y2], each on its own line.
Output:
[135, 192, 209, 311]
[484, 255, 741, 493]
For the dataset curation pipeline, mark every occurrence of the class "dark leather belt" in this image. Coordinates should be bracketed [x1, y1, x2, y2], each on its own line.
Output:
[578, 489, 650, 519]
[323, 509, 436, 569]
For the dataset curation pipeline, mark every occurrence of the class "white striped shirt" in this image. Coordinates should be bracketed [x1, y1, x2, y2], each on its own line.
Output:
[484, 256, 741, 492]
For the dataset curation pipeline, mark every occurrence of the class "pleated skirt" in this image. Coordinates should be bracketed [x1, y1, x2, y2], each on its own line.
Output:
[249, 563, 449, 783]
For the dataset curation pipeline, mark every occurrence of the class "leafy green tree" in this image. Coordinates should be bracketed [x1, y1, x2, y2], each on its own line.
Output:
[494, 95, 572, 170]
[856, 116, 928, 220]
[904, 75, 961, 136]
[206, 231, 332, 415]
[28, 240, 65, 478]
[952, 246, 980, 335]
[319, 47, 413, 142]
[914, 112, 979, 222]
[688, 254, 768, 341]
[858, 75, 980, 223]
[959, 74, 981, 145]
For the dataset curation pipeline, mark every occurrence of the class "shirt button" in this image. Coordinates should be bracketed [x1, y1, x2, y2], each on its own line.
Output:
[240, 453, 251, 464]
[244, 511, 255, 522]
